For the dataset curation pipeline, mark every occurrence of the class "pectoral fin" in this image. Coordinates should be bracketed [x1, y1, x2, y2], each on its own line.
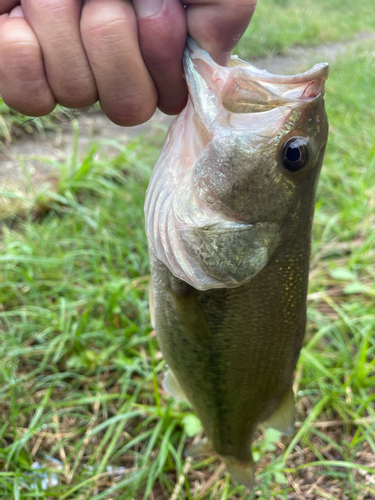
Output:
[162, 369, 189, 403]
[149, 281, 155, 328]
[262, 388, 295, 435]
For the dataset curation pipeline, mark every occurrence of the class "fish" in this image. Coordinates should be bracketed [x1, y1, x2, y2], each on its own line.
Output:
[144, 38, 329, 488]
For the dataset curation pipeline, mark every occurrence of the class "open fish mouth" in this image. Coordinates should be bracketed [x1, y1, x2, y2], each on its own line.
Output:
[178, 220, 282, 289]
[186, 37, 329, 116]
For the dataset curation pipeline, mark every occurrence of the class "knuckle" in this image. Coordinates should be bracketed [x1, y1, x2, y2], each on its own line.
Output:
[51, 65, 98, 108]
[0, 19, 41, 75]
[1, 21, 37, 48]
[1, 42, 41, 82]
[1, 87, 55, 117]
[28, 0, 68, 16]
[158, 95, 187, 116]
[84, 17, 119, 40]
[105, 95, 156, 126]
[0, 44, 55, 115]
[82, 8, 131, 45]
[55, 84, 98, 109]
[144, 43, 180, 70]
[138, 13, 186, 68]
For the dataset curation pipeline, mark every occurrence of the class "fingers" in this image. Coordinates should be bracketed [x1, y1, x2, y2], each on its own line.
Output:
[0, 0, 98, 116]
[185, 0, 258, 65]
[81, 0, 157, 126]
[0, 1, 19, 15]
[21, 0, 98, 108]
[0, 0, 257, 125]
[0, 10, 56, 115]
[133, 0, 187, 115]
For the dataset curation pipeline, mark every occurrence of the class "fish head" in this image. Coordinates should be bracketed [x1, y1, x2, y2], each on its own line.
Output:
[145, 40, 328, 291]
[191, 101, 328, 227]
[186, 39, 329, 229]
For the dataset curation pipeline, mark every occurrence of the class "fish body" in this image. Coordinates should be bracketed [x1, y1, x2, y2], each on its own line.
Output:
[145, 39, 328, 487]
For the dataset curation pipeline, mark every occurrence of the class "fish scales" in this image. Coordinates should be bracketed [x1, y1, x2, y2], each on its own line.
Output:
[145, 38, 328, 488]
[150, 230, 310, 455]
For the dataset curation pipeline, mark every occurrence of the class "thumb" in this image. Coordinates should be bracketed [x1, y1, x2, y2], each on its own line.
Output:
[0, 1, 19, 15]
[184, 0, 257, 65]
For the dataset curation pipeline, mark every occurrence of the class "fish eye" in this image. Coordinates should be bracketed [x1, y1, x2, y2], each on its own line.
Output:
[282, 137, 308, 172]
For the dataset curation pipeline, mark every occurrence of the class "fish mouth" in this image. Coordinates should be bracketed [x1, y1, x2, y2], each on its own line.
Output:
[185, 37, 329, 115]
[178, 220, 283, 290]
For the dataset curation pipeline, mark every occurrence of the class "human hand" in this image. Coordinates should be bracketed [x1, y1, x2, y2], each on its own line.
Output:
[0, 0, 257, 126]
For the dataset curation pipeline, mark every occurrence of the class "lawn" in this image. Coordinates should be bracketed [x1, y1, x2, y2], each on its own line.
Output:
[237, 0, 375, 59]
[1, 1, 375, 499]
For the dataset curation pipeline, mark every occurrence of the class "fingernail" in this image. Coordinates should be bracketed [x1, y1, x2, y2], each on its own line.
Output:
[9, 6, 24, 18]
[216, 51, 232, 67]
[133, 0, 165, 19]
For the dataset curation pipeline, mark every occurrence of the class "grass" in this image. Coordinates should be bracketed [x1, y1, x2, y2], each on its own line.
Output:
[236, 0, 375, 59]
[1, 6, 375, 500]
[0, 101, 70, 144]
[0, 103, 98, 144]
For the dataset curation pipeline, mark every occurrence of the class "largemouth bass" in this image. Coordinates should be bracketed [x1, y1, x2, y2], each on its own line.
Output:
[144, 39, 328, 488]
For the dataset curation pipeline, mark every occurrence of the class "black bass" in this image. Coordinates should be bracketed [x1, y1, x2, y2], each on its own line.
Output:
[144, 39, 328, 488]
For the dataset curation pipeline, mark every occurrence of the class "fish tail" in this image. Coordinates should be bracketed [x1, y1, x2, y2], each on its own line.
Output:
[186, 441, 255, 489]
[223, 457, 255, 489]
